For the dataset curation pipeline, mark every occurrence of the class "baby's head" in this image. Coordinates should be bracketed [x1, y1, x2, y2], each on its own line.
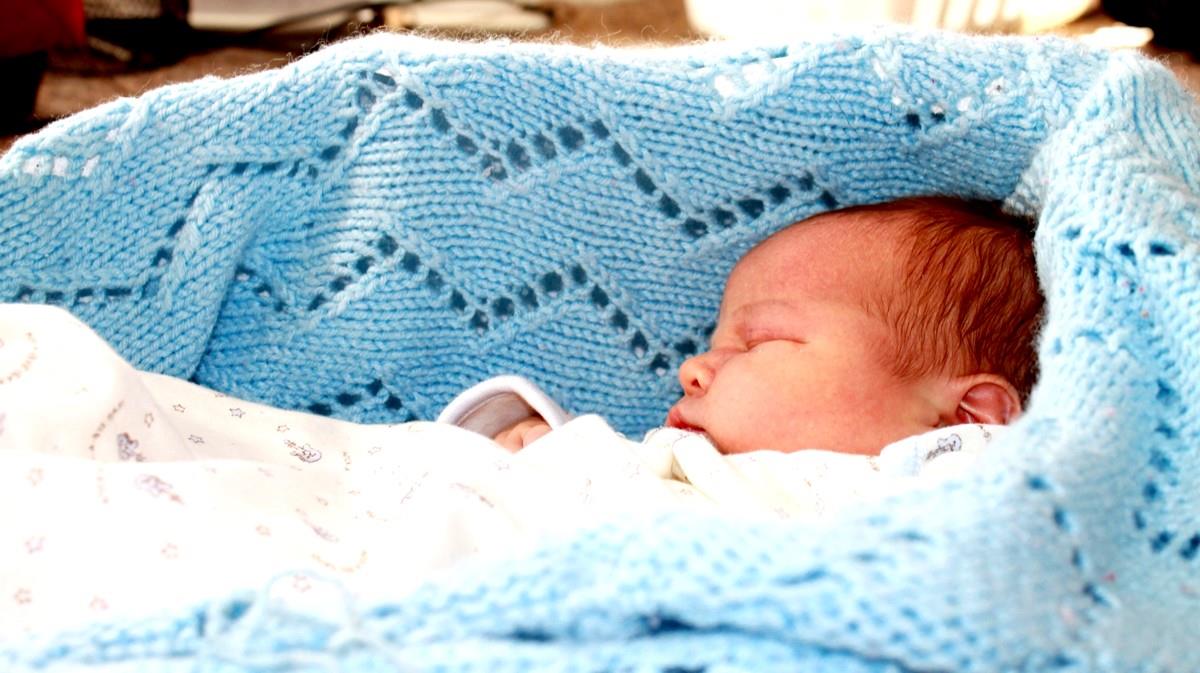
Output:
[667, 197, 1043, 455]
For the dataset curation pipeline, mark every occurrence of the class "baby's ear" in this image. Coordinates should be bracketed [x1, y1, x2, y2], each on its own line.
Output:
[949, 375, 1022, 425]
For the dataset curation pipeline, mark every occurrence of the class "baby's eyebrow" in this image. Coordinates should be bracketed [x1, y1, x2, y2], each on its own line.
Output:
[731, 300, 800, 324]
[730, 301, 805, 340]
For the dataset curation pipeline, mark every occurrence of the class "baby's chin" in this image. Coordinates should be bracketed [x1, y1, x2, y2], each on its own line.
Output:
[689, 427, 738, 455]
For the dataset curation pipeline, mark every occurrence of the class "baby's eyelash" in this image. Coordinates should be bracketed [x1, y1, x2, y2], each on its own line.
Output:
[745, 336, 805, 349]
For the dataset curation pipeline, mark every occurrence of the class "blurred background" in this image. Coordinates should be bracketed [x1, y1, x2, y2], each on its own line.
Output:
[1, 0, 1196, 152]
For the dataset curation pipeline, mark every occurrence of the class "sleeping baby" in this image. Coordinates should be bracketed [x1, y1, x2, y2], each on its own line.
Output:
[447, 195, 1043, 465]
[0, 196, 1042, 636]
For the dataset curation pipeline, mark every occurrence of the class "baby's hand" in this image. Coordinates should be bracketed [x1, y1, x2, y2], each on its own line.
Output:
[493, 418, 551, 452]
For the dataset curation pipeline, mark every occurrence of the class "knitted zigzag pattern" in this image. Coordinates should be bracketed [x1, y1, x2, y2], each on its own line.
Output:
[2, 29, 1200, 672]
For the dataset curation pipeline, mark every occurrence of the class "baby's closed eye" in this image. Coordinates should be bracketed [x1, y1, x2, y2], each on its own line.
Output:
[739, 322, 807, 348]
[745, 335, 806, 350]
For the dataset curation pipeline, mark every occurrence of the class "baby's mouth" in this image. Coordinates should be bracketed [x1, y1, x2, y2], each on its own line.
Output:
[666, 407, 704, 434]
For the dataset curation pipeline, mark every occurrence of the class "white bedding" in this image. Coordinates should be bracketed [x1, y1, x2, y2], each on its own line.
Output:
[0, 304, 994, 637]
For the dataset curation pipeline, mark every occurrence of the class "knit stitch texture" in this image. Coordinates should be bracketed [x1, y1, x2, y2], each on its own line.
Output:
[2, 28, 1199, 672]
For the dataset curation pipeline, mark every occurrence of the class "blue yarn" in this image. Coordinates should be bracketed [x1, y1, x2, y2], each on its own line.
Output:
[2, 27, 1200, 672]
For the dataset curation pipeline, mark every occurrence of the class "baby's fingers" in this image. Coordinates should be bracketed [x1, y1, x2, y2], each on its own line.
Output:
[494, 418, 551, 452]
[520, 421, 551, 447]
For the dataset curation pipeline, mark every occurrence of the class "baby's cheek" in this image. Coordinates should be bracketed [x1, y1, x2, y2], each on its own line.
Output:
[706, 388, 784, 453]
[743, 376, 824, 448]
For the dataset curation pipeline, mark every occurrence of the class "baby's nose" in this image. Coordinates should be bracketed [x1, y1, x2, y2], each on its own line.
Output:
[678, 353, 714, 396]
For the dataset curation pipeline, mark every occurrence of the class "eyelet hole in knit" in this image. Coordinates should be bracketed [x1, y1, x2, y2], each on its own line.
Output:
[630, 331, 648, 357]
[430, 109, 450, 133]
[1143, 481, 1160, 502]
[457, 135, 477, 154]
[1150, 531, 1174, 552]
[1051, 506, 1074, 532]
[481, 155, 507, 181]
[1153, 423, 1176, 440]
[557, 125, 584, 150]
[401, 252, 420, 273]
[683, 218, 708, 238]
[712, 208, 736, 229]
[659, 196, 681, 218]
[540, 272, 563, 296]
[737, 198, 764, 219]
[1156, 379, 1178, 404]
[518, 284, 538, 308]
[469, 310, 489, 333]
[612, 144, 632, 166]
[1181, 535, 1200, 560]
[768, 184, 790, 204]
[532, 133, 556, 160]
[492, 297, 515, 319]
[425, 270, 444, 291]
[590, 286, 610, 308]
[674, 339, 697, 356]
[611, 310, 629, 330]
[634, 169, 655, 194]
[506, 141, 531, 170]
[376, 234, 398, 257]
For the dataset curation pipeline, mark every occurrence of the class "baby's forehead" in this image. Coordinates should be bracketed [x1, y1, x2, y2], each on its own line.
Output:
[727, 211, 910, 302]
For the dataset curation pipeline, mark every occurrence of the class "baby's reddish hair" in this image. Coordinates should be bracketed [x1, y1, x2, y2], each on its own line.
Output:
[829, 197, 1044, 400]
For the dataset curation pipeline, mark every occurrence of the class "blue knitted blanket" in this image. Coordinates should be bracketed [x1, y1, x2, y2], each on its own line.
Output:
[3, 28, 1199, 672]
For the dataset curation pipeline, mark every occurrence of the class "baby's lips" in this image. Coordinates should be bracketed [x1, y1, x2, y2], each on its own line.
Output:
[666, 406, 703, 433]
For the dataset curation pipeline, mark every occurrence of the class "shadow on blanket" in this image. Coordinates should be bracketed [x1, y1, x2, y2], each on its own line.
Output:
[1, 27, 1199, 672]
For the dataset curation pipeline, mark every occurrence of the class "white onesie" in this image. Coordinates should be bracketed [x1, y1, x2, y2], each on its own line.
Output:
[438, 375, 1000, 517]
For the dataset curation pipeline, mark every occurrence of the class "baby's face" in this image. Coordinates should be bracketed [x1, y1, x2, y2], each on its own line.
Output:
[666, 216, 935, 455]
